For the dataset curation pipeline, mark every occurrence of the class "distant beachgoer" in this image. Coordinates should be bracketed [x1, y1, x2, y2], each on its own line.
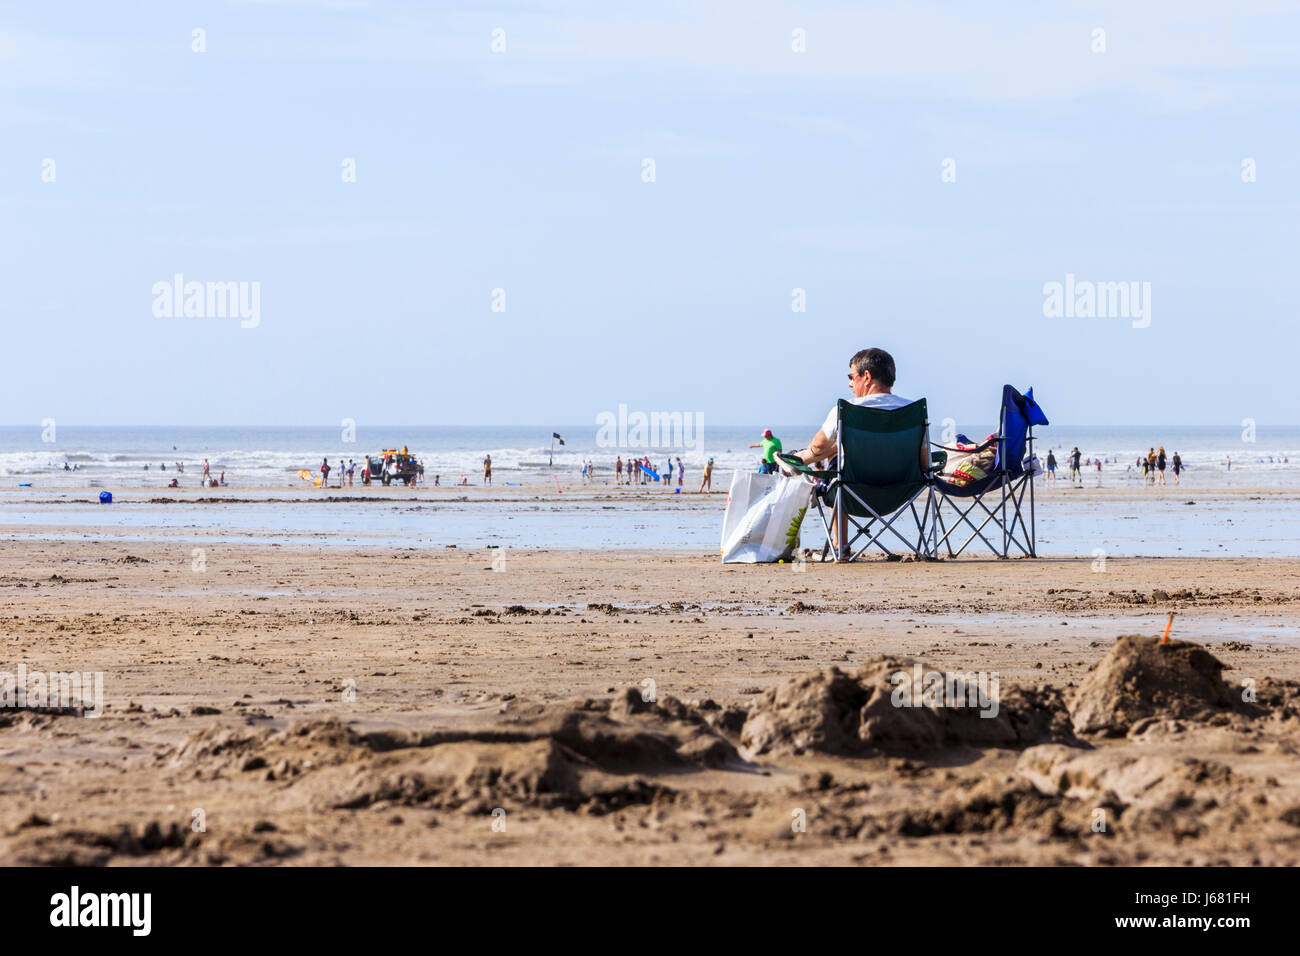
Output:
[676, 457, 684, 486]
[483, 454, 492, 486]
[1172, 452, 1182, 485]
[1069, 447, 1082, 484]
[63, 462, 70, 471]
[321, 458, 331, 487]
[168, 478, 179, 488]
[749, 429, 782, 474]
[338, 460, 345, 488]
[347, 460, 355, 486]
[698, 457, 714, 493]
[1156, 447, 1167, 485]
[616, 457, 624, 485]
[460, 475, 468, 486]
[434, 475, 440, 487]
[1226, 455, 1231, 471]
[144, 463, 149, 470]
[1045, 450, 1056, 481]
[161, 463, 166, 471]
[219, 470, 226, 486]
[663, 458, 672, 488]
[203, 459, 210, 478]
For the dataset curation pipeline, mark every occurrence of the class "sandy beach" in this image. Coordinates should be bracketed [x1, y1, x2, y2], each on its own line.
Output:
[2, 518, 1297, 866]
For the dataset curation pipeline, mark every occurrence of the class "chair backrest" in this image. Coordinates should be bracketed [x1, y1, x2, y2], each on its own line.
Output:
[995, 385, 1049, 477]
[837, 398, 927, 487]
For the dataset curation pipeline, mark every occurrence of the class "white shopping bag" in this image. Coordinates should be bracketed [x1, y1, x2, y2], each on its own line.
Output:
[721, 471, 813, 563]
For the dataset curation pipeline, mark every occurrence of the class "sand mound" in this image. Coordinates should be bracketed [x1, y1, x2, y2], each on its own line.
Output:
[1069, 636, 1253, 736]
[1, 819, 304, 867]
[1018, 744, 1237, 807]
[168, 718, 375, 780]
[740, 657, 1076, 758]
[320, 692, 745, 814]
[329, 738, 670, 814]
[885, 777, 1075, 839]
[167, 693, 740, 815]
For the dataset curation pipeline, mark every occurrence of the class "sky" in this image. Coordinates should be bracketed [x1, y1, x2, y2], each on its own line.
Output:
[2, 0, 1299, 429]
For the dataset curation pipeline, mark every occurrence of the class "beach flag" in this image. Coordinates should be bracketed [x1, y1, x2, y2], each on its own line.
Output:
[553, 432, 565, 445]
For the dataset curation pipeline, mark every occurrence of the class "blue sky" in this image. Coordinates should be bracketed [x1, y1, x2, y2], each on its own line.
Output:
[2, 0, 1298, 428]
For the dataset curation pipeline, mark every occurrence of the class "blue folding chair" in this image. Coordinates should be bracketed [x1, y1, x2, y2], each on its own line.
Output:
[927, 386, 1048, 558]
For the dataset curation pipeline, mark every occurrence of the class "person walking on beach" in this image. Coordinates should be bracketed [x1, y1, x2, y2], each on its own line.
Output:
[483, 454, 492, 486]
[1069, 447, 1082, 485]
[338, 460, 345, 488]
[1146, 448, 1157, 484]
[203, 459, 210, 479]
[698, 457, 714, 493]
[1226, 455, 1231, 471]
[1156, 446, 1167, 486]
[320, 458, 330, 488]
[1172, 451, 1183, 485]
[663, 457, 673, 489]
[1046, 450, 1057, 483]
[676, 457, 684, 487]
[615, 456, 623, 486]
[749, 430, 782, 474]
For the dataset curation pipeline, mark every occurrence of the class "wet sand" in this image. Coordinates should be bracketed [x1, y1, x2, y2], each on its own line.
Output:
[2, 535, 1298, 865]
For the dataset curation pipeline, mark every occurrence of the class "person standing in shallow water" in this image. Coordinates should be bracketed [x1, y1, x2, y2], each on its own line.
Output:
[1172, 451, 1183, 485]
[483, 454, 492, 486]
[1156, 446, 1167, 486]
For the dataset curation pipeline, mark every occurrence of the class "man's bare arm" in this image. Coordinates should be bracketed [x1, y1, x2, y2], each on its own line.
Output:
[798, 429, 834, 464]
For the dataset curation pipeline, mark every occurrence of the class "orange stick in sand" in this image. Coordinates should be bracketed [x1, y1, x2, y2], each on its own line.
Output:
[1160, 612, 1175, 645]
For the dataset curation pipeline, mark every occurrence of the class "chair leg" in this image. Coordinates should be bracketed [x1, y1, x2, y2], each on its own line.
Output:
[835, 492, 848, 562]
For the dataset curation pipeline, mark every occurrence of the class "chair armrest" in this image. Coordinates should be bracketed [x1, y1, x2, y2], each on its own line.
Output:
[777, 452, 836, 480]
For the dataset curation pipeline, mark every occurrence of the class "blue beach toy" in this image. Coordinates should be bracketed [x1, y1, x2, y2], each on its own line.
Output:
[99, 491, 113, 504]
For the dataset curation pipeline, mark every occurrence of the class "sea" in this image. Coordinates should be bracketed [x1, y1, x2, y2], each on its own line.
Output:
[2, 425, 1298, 491]
[2, 425, 1298, 557]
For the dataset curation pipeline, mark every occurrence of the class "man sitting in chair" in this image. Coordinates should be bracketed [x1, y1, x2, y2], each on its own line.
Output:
[793, 347, 929, 471]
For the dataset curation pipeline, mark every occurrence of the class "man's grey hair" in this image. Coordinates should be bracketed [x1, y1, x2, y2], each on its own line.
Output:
[850, 348, 896, 387]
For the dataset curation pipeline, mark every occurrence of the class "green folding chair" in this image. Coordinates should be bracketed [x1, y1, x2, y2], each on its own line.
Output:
[779, 399, 942, 561]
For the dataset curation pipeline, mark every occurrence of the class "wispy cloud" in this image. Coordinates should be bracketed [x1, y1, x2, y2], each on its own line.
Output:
[594, 130, 742, 161]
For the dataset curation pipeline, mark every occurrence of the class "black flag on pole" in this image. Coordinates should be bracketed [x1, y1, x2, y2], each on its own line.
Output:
[553, 433, 565, 445]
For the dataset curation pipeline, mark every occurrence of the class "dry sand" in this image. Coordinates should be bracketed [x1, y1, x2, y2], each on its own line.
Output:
[1, 536, 1298, 866]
